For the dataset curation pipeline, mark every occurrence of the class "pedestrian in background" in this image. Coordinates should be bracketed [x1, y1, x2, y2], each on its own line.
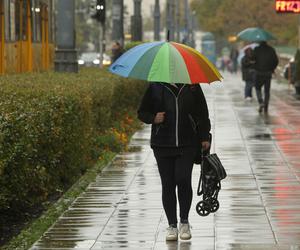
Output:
[111, 41, 124, 63]
[253, 41, 278, 114]
[138, 83, 211, 241]
[241, 47, 256, 101]
[284, 58, 296, 86]
[230, 46, 239, 73]
[220, 47, 231, 72]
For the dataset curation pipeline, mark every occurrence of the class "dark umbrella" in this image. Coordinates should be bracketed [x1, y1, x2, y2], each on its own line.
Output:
[237, 27, 276, 42]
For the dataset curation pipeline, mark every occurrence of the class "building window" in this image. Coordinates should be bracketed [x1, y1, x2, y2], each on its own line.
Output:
[22, 0, 27, 40]
[4, 0, 23, 42]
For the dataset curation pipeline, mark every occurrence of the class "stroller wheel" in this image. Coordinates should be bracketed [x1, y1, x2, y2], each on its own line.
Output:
[209, 198, 220, 212]
[196, 201, 210, 216]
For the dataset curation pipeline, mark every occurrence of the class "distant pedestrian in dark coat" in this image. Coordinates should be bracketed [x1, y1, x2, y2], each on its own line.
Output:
[241, 48, 256, 100]
[111, 41, 124, 63]
[138, 83, 211, 241]
[230, 47, 239, 73]
[253, 41, 279, 113]
[284, 58, 296, 85]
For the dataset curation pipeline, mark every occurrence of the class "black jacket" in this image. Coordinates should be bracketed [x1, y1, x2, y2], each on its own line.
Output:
[137, 83, 211, 148]
[253, 42, 278, 74]
[241, 55, 255, 82]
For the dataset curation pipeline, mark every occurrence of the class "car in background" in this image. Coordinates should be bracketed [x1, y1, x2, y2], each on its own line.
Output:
[78, 52, 111, 67]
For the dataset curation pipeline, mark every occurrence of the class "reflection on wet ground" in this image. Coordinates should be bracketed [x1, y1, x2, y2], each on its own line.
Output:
[31, 73, 300, 250]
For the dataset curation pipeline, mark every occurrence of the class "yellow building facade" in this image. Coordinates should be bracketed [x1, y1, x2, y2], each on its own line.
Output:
[0, 0, 54, 74]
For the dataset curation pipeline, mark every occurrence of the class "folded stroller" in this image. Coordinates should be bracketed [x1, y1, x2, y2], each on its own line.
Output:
[196, 152, 227, 216]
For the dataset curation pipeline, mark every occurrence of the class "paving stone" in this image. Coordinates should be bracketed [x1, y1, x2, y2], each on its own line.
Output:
[30, 73, 300, 250]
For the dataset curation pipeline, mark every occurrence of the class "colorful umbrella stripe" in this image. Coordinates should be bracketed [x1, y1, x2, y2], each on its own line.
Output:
[109, 41, 222, 84]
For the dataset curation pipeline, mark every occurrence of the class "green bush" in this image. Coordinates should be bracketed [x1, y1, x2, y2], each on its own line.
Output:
[124, 41, 145, 51]
[0, 68, 146, 213]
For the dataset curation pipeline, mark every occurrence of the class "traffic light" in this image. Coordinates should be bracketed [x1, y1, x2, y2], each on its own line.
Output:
[90, 0, 105, 23]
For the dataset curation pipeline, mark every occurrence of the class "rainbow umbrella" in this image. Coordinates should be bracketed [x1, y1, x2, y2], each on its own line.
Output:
[109, 41, 222, 84]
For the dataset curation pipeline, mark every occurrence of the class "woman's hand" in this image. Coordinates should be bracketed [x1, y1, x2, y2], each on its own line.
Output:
[154, 112, 165, 124]
[202, 141, 210, 151]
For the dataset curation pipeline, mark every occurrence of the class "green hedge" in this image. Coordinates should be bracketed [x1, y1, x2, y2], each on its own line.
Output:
[0, 68, 146, 213]
[124, 41, 144, 51]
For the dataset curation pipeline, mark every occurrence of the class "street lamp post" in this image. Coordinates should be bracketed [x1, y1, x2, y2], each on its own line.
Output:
[154, 0, 160, 41]
[90, 0, 106, 68]
[112, 0, 124, 46]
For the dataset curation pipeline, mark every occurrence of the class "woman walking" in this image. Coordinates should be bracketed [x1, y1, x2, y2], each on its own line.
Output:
[138, 82, 211, 241]
[241, 47, 256, 101]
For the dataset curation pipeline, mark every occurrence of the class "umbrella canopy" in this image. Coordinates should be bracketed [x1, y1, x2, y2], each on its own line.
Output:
[237, 27, 276, 42]
[109, 41, 222, 84]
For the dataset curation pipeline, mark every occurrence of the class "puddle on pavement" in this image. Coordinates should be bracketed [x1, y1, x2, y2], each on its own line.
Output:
[247, 133, 272, 140]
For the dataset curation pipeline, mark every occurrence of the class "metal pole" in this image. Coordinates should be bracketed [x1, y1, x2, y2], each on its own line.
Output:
[187, 9, 193, 47]
[184, 0, 189, 44]
[166, 0, 174, 41]
[170, 0, 175, 41]
[99, 23, 103, 68]
[112, 0, 124, 46]
[298, 16, 300, 49]
[55, 0, 78, 72]
[191, 11, 196, 48]
[175, 0, 180, 42]
[131, 0, 142, 41]
[154, 0, 160, 41]
[166, 0, 170, 40]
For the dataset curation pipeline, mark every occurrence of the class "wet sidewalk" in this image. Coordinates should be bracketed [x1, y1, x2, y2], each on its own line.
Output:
[31, 73, 300, 250]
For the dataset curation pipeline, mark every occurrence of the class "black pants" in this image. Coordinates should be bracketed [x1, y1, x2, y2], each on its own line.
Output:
[153, 147, 197, 226]
[255, 75, 271, 110]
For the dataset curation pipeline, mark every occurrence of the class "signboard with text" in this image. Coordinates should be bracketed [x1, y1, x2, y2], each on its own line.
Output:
[276, 0, 300, 13]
